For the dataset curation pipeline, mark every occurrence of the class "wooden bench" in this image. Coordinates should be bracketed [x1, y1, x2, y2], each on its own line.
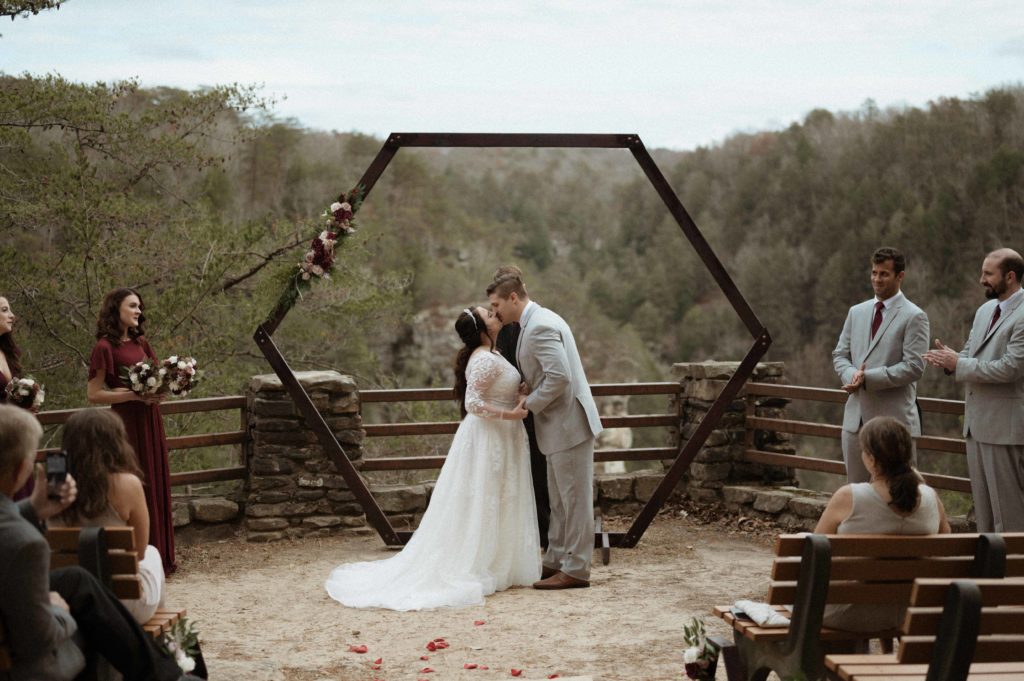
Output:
[825, 577, 1024, 681]
[47, 527, 187, 639]
[710, 533, 1024, 681]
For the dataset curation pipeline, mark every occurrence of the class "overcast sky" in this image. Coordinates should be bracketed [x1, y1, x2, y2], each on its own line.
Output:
[3, 1, 1023, 150]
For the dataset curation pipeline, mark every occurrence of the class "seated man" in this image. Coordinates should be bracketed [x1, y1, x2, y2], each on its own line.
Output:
[0, 404, 198, 681]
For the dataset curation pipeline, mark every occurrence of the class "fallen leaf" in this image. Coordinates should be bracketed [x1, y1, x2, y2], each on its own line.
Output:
[464, 663, 478, 669]
[347, 644, 368, 654]
[474, 620, 485, 626]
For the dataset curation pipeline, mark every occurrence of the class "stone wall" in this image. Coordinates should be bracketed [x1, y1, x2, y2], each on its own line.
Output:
[673, 360, 797, 503]
[244, 371, 367, 542]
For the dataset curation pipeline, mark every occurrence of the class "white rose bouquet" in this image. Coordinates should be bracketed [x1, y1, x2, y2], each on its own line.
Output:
[5, 376, 45, 411]
[120, 359, 162, 396]
[159, 355, 201, 397]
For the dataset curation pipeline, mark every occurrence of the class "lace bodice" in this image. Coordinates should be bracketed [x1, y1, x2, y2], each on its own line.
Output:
[465, 350, 521, 418]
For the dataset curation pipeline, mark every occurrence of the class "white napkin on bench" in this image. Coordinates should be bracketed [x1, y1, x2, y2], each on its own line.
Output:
[733, 599, 791, 627]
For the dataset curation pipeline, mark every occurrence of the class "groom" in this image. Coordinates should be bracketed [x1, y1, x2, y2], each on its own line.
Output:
[488, 271, 603, 589]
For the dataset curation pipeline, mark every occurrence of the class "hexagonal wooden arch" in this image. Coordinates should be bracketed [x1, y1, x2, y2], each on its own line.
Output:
[254, 132, 772, 549]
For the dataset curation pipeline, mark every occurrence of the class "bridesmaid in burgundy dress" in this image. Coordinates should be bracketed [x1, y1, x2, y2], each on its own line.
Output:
[1, 295, 35, 500]
[87, 288, 176, 574]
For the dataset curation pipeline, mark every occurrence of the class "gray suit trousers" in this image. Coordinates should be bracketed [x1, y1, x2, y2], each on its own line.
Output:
[542, 438, 594, 581]
[966, 437, 1024, 532]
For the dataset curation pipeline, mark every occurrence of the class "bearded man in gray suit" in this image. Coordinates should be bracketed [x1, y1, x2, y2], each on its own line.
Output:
[832, 247, 930, 482]
[924, 248, 1024, 532]
[488, 272, 602, 590]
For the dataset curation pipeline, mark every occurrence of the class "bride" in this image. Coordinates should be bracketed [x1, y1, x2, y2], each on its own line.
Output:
[324, 306, 541, 610]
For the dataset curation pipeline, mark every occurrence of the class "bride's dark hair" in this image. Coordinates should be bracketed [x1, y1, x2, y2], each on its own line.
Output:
[453, 308, 491, 419]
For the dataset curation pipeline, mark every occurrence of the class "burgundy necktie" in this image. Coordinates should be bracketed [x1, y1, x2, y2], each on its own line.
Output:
[987, 305, 1001, 334]
[870, 301, 884, 340]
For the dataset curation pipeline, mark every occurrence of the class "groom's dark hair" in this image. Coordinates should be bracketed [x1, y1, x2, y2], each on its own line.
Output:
[487, 270, 528, 299]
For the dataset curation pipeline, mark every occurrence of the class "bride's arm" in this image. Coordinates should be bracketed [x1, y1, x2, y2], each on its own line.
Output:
[466, 353, 527, 420]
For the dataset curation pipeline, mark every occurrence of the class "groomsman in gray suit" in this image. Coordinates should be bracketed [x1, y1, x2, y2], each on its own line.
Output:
[488, 272, 602, 589]
[924, 248, 1024, 532]
[833, 247, 930, 482]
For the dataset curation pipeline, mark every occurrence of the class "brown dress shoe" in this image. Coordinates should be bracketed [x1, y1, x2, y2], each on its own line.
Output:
[541, 565, 559, 580]
[532, 571, 590, 590]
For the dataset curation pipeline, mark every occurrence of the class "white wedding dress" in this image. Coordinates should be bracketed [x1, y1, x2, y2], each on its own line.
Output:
[324, 349, 541, 610]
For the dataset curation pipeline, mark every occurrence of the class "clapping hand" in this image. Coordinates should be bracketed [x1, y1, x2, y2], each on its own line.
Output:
[841, 363, 867, 393]
[923, 339, 959, 371]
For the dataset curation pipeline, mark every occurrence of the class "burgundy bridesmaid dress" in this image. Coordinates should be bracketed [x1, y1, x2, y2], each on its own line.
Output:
[89, 337, 176, 574]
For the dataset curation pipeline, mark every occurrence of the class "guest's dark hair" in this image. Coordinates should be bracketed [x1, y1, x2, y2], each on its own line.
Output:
[453, 308, 491, 419]
[859, 416, 920, 514]
[58, 409, 142, 524]
[0, 296, 22, 377]
[95, 288, 146, 345]
[872, 247, 906, 275]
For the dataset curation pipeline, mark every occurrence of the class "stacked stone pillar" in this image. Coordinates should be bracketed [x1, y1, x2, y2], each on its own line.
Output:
[673, 361, 797, 502]
[244, 371, 367, 542]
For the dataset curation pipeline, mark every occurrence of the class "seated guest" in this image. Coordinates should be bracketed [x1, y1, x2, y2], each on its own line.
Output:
[815, 415, 951, 632]
[0, 404, 197, 681]
[52, 409, 165, 624]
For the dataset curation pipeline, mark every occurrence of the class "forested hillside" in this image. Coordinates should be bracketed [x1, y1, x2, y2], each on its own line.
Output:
[2, 74, 1022, 413]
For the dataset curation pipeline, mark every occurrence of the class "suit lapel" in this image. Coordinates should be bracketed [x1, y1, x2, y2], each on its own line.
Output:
[864, 298, 903, 359]
[516, 303, 537, 369]
[977, 295, 1023, 353]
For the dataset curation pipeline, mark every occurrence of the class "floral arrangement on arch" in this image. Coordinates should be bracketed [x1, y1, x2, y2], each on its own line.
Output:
[275, 186, 364, 314]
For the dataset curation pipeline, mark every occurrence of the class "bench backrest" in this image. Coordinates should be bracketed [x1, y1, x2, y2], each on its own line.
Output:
[48, 526, 142, 600]
[767, 533, 1024, 606]
[898, 578, 1024, 666]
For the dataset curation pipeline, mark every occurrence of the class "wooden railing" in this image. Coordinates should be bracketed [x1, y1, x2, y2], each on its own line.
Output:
[35, 396, 248, 487]
[31, 379, 973, 497]
[358, 382, 681, 471]
[740, 382, 970, 493]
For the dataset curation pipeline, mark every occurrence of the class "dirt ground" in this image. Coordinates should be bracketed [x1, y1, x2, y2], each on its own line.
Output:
[166, 505, 781, 681]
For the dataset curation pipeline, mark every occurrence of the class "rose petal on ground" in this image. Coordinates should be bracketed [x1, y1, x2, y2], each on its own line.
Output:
[347, 644, 368, 654]
[433, 638, 446, 642]
[426, 642, 437, 652]
[510, 670, 522, 677]
[464, 663, 478, 669]
[420, 655, 430, 661]
[374, 658, 382, 664]
[474, 620, 485, 626]
[480, 665, 489, 670]
[420, 668, 434, 673]
[548, 675, 560, 679]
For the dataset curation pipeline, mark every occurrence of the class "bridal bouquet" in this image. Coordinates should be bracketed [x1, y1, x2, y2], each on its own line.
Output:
[681, 617, 717, 680]
[5, 376, 45, 410]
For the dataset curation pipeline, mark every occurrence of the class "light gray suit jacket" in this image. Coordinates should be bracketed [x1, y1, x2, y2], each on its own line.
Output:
[955, 293, 1024, 444]
[832, 294, 929, 435]
[0, 495, 85, 681]
[516, 303, 603, 455]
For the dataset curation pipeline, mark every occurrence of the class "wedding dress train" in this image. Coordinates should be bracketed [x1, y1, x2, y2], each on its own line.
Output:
[324, 349, 540, 610]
